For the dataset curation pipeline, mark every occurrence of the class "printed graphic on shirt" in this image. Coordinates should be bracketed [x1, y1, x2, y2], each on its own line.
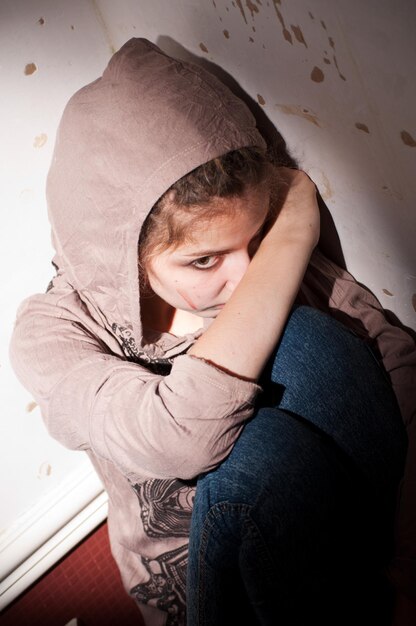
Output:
[130, 544, 188, 626]
[112, 322, 173, 373]
[111, 322, 142, 359]
[133, 479, 194, 538]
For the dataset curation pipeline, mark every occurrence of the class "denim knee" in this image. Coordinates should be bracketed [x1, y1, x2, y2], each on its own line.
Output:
[262, 305, 406, 489]
[190, 407, 360, 547]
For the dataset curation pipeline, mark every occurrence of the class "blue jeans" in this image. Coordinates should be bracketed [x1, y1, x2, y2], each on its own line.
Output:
[186, 306, 407, 626]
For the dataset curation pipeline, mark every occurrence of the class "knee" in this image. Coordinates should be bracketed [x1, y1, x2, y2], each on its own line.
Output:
[272, 305, 344, 371]
[193, 408, 336, 513]
[269, 305, 366, 384]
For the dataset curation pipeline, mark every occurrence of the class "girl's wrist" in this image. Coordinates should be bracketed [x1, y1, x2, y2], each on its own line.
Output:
[259, 227, 318, 257]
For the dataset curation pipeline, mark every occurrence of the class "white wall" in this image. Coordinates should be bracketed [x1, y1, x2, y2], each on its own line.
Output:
[1, 0, 415, 607]
[0, 0, 111, 606]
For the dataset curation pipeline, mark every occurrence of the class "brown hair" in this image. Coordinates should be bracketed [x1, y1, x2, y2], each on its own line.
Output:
[139, 146, 273, 272]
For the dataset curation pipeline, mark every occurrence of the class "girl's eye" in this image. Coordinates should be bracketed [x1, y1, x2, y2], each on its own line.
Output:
[191, 255, 219, 270]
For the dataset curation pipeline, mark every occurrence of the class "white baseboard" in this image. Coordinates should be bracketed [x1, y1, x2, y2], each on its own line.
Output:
[0, 466, 108, 610]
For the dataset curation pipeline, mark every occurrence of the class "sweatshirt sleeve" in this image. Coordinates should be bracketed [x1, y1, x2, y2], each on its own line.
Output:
[9, 293, 260, 482]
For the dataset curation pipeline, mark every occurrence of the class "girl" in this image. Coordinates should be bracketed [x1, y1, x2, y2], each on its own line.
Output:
[10, 38, 416, 625]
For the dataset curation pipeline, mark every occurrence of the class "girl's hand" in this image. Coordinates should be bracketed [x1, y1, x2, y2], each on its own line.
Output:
[263, 167, 320, 251]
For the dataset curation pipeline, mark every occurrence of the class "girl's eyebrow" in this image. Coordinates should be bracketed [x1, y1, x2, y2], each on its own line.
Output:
[181, 247, 230, 258]
[180, 221, 267, 258]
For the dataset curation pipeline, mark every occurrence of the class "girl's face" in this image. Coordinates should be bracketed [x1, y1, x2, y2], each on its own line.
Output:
[146, 185, 270, 318]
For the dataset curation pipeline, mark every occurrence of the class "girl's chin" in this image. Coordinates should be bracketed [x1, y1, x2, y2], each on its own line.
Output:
[195, 305, 224, 318]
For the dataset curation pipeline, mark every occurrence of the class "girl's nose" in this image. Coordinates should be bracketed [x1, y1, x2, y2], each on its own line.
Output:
[225, 251, 251, 292]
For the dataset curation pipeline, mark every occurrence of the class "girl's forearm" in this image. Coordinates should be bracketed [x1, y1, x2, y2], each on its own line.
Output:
[188, 234, 314, 380]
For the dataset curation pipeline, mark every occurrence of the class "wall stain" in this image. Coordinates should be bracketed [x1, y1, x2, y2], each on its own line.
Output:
[355, 123, 369, 134]
[309, 11, 314, 20]
[333, 54, 346, 81]
[91, 0, 116, 57]
[315, 170, 333, 200]
[199, 42, 209, 53]
[246, 0, 260, 18]
[382, 289, 394, 296]
[412, 294, 416, 312]
[381, 185, 403, 201]
[33, 133, 47, 148]
[320, 34, 346, 81]
[223, 29, 230, 39]
[311, 66, 324, 83]
[38, 17, 45, 25]
[272, 1, 293, 44]
[235, 0, 247, 24]
[323, 57, 331, 64]
[401, 130, 416, 147]
[249, 36, 254, 42]
[38, 462, 52, 479]
[257, 93, 266, 105]
[70, 24, 75, 30]
[276, 104, 320, 127]
[24, 63, 37, 76]
[321, 20, 327, 30]
[26, 401, 38, 412]
[291, 25, 307, 47]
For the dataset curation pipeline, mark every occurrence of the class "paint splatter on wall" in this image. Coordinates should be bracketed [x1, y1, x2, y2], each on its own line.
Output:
[291, 25, 307, 47]
[24, 63, 37, 75]
[355, 123, 370, 134]
[311, 66, 324, 82]
[33, 134, 48, 148]
[276, 104, 320, 127]
[38, 462, 52, 479]
[401, 130, 416, 147]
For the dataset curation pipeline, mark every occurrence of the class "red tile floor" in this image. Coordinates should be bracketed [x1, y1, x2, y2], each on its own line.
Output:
[0, 521, 144, 626]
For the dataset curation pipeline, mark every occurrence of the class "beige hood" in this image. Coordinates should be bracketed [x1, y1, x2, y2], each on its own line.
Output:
[46, 38, 266, 355]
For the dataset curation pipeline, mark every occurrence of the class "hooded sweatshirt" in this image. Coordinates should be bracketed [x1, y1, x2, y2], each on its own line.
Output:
[9, 38, 416, 625]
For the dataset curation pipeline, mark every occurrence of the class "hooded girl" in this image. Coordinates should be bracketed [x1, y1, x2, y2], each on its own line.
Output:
[10, 38, 416, 626]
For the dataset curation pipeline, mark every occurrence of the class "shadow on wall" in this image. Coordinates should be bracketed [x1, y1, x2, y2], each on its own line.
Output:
[157, 35, 415, 341]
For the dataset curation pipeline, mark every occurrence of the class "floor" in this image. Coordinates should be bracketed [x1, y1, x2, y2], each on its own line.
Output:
[0, 521, 144, 626]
